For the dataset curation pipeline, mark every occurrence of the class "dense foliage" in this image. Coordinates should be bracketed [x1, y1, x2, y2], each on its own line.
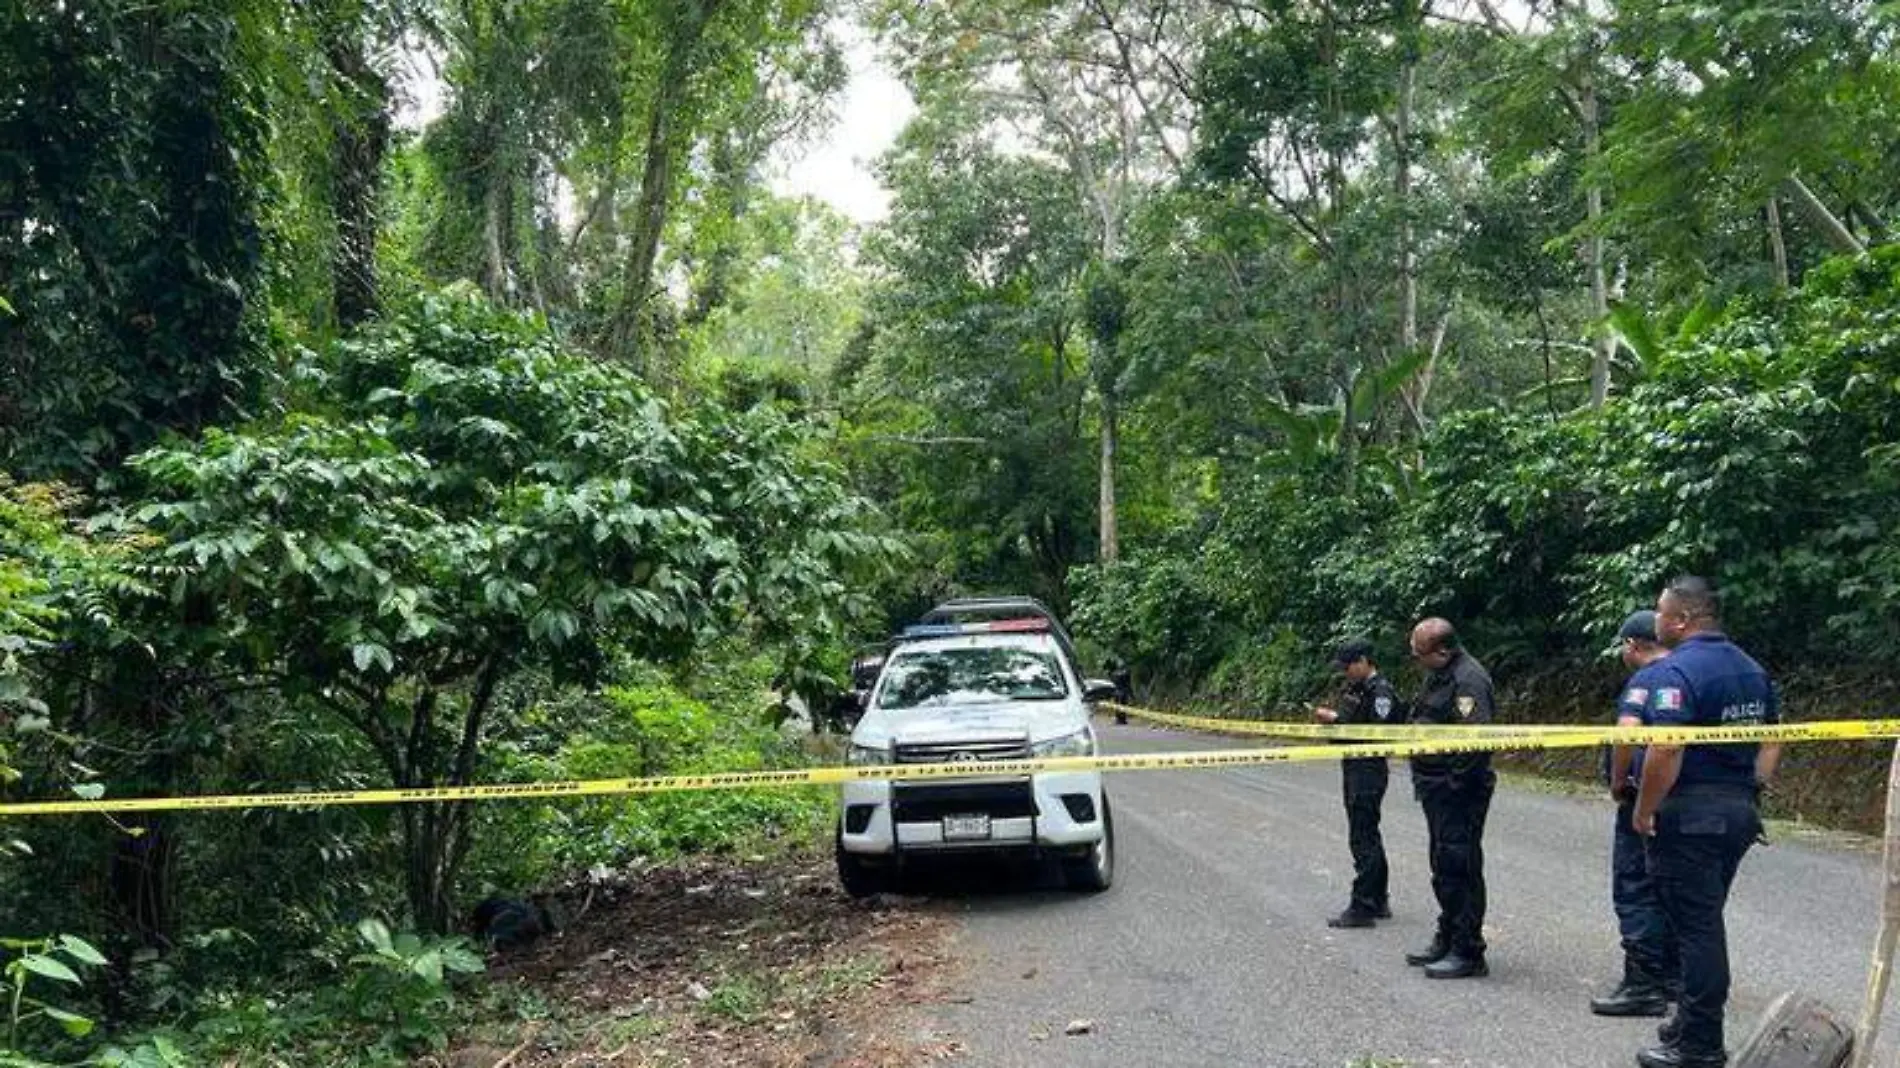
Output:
[847, 0, 1900, 704]
[0, 296, 889, 1061]
[1074, 249, 1900, 701]
[5, 0, 1900, 1061]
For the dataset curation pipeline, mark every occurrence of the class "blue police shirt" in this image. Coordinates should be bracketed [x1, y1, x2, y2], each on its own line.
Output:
[1604, 659, 1673, 785]
[1646, 632, 1778, 790]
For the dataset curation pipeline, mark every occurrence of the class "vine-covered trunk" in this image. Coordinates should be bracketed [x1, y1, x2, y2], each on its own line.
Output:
[324, 32, 389, 331]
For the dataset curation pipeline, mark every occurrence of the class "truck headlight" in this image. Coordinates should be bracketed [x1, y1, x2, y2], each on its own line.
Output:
[1030, 729, 1095, 759]
[847, 743, 893, 766]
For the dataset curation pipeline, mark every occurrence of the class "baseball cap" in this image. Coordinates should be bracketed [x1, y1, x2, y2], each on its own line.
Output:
[1330, 638, 1376, 669]
[1603, 609, 1659, 655]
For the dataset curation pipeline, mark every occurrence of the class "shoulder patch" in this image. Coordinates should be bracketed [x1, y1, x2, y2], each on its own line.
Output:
[1456, 695, 1477, 719]
[1655, 688, 1684, 712]
[1622, 687, 1649, 706]
[1374, 695, 1394, 720]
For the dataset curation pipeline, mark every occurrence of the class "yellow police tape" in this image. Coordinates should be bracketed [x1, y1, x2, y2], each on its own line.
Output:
[3, 713, 1898, 817]
[1106, 703, 1593, 740]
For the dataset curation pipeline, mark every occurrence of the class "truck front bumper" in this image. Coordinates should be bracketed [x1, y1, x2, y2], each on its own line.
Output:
[838, 771, 1106, 856]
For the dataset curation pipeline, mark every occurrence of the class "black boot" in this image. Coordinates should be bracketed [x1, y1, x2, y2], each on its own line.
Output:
[1424, 950, 1488, 979]
[1658, 1012, 1682, 1046]
[1328, 907, 1377, 929]
[1374, 902, 1392, 919]
[1405, 934, 1449, 966]
[1591, 963, 1669, 1017]
[1635, 1043, 1725, 1068]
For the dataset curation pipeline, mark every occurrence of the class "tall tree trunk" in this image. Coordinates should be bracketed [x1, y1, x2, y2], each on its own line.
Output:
[103, 656, 178, 950]
[1341, 387, 1360, 498]
[1319, 0, 1357, 496]
[482, 159, 509, 300]
[1580, 68, 1613, 407]
[1395, 2, 1419, 363]
[1766, 196, 1790, 290]
[324, 34, 390, 331]
[685, 135, 749, 326]
[612, 80, 684, 368]
[1099, 394, 1119, 564]
[109, 818, 174, 949]
[613, 3, 721, 368]
[1780, 175, 1867, 256]
[1404, 308, 1451, 433]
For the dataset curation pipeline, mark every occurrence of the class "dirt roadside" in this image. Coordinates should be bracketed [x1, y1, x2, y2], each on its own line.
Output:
[431, 850, 966, 1067]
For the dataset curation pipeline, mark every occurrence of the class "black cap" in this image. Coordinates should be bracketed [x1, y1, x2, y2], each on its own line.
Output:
[1330, 638, 1376, 669]
[1603, 609, 1659, 655]
[1618, 610, 1659, 642]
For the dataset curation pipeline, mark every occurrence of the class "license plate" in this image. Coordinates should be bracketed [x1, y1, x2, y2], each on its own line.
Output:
[941, 814, 992, 841]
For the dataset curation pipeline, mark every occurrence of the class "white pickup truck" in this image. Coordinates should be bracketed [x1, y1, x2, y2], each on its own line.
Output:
[835, 615, 1116, 896]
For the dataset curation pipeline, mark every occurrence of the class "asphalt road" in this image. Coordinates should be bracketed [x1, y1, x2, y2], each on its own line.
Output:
[916, 721, 1899, 1068]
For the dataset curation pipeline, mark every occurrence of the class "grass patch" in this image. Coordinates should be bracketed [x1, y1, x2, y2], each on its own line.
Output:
[694, 951, 890, 1027]
[702, 974, 773, 1024]
[603, 1014, 671, 1044]
[808, 953, 887, 999]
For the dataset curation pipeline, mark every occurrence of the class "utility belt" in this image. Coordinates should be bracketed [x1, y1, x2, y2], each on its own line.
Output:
[1666, 781, 1761, 804]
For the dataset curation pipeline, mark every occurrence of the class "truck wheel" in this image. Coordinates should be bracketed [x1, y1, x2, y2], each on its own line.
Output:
[836, 825, 892, 899]
[1063, 798, 1115, 892]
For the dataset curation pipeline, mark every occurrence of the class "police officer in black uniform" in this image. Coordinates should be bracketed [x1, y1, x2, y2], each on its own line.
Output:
[1403, 617, 1497, 979]
[1313, 638, 1403, 928]
[1632, 578, 1781, 1068]
[1592, 609, 1680, 1017]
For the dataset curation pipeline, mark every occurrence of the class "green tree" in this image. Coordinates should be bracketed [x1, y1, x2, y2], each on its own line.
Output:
[847, 113, 1095, 608]
[118, 291, 895, 929]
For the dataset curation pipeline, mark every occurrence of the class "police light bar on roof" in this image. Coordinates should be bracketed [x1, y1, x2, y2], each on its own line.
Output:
[900, 618, 1051, 639]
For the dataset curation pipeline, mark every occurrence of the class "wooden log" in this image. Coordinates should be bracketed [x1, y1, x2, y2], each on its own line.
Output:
[1850, 739, 1900, 1067]
[1734, 991, 1852, 1068]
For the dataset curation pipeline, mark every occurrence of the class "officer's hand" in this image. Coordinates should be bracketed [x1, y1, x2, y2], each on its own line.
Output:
[1313, 706, 1338, 724]
[1633, 809, 1657, 837]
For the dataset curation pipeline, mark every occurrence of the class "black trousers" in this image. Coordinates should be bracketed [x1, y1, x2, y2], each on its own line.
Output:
[1419, 769, 1496, 954]
[1613, 800, 1677, 980]
[1646, 787, 1760, 1056]
[1343, 759, 1389, 912]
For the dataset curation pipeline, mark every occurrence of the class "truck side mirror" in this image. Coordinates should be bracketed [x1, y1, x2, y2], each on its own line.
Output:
[1082, 679, 1118, 703]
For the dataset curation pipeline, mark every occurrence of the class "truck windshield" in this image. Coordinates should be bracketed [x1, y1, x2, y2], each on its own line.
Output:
[877, 646, 1068, 709]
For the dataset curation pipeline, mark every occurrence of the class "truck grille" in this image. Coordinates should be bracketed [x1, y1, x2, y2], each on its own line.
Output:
[892, 781, 1038, 822]
[894, 739, 1030, 764]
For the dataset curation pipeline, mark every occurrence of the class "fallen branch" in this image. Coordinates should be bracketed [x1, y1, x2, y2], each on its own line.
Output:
[1782, 175, 1867, 257]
